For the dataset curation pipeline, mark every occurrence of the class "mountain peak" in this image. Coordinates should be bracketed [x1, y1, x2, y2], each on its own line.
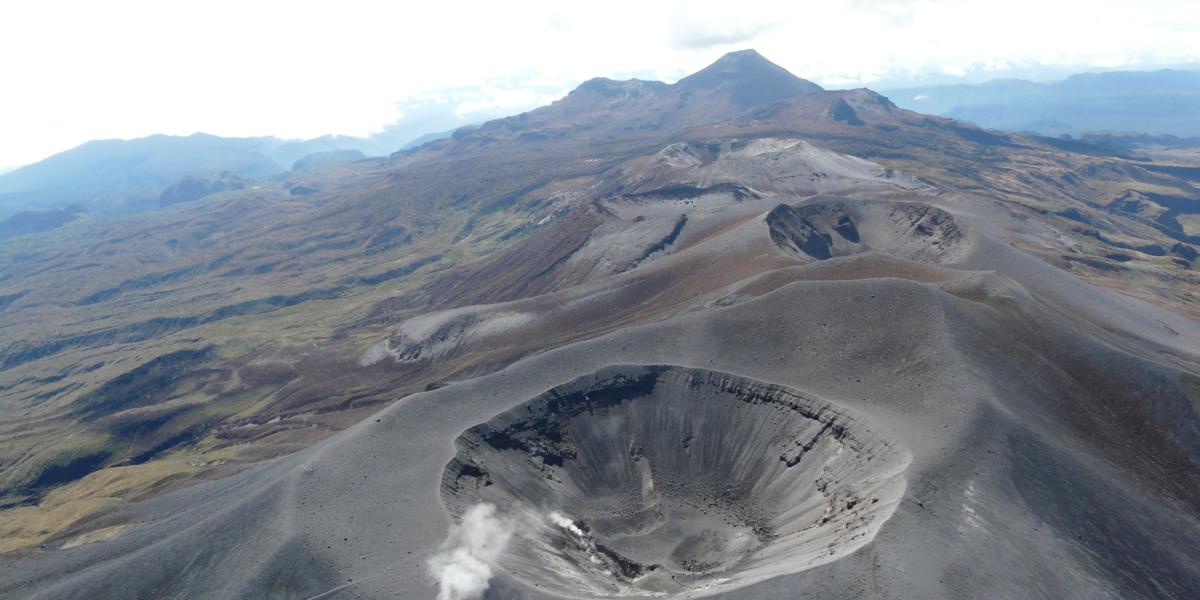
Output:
[675, 49, 822, 109]
[457, 50, 828, 146]
[712, 48, 772, 64]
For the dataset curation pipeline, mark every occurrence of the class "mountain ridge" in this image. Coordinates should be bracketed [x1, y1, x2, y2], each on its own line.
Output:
[442, 49, 824, 148]
[885, 68, 1200, 136]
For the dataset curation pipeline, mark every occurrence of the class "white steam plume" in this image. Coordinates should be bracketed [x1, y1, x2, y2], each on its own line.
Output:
[428, 503, 514, 600]
[547, 511, 585, 538]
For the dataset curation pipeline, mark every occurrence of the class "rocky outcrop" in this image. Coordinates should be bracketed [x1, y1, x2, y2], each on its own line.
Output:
[826, 98, 864, 126]
[291, 149, 366, 172]
[158, 172, 245, 207]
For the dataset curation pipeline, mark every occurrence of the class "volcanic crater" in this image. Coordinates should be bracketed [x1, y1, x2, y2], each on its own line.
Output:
[767, 198, 968, 263]
[441, 365, 911, 598]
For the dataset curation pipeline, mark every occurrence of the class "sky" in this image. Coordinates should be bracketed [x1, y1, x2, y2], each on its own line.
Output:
[2, 0, 1199, 168]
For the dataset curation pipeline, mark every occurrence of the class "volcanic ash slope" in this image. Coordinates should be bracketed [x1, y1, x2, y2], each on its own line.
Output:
[4, 184, 1200, 600]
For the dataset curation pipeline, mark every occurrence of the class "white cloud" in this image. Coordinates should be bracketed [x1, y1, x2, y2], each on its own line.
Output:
[432, 83, 568, 118]
[667, 5, 780, 49]
[1, 0, 1198, 167]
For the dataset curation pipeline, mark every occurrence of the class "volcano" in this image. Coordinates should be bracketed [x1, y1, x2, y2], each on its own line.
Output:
[1, 50, 1199, 600]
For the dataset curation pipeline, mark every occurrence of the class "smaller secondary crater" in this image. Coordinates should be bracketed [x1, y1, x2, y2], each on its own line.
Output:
[767, 198, 968, 263]
[441, 365, 911, 598]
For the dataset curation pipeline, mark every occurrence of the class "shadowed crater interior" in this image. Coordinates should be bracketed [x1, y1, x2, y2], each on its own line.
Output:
[766, 198, 967, 263]
[441, 365, 911, 598]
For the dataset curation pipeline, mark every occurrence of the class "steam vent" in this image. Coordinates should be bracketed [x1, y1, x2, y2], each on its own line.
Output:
[441, 365, 911, 597]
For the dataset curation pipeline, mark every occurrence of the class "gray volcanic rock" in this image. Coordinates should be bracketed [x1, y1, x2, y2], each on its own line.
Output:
[158, 171, 246, 207]
[825, 98, 864, 125]
[767, 199, 967, 263]
[767, 205, 833, 259]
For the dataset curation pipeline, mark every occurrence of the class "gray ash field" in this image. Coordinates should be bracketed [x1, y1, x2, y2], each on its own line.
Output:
[2, 51, 1200, 600]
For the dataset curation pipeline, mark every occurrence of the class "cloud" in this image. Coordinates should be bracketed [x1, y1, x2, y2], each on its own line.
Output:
[428, 503, 514, 600]
[669, 21, 775, 50]
[667, 5, 778, 49]
[451, 87, 567, 118]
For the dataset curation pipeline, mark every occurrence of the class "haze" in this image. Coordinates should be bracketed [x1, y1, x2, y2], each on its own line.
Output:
[1, 0, 1197, 168]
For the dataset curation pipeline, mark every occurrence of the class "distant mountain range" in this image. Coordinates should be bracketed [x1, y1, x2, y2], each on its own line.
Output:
[0, 107, 502, 221]
[884, 69, 1200, 137]
[5, 66, 1200, 229]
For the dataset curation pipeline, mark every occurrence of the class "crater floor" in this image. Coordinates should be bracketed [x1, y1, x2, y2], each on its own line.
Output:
[442, 365, 911, 598]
